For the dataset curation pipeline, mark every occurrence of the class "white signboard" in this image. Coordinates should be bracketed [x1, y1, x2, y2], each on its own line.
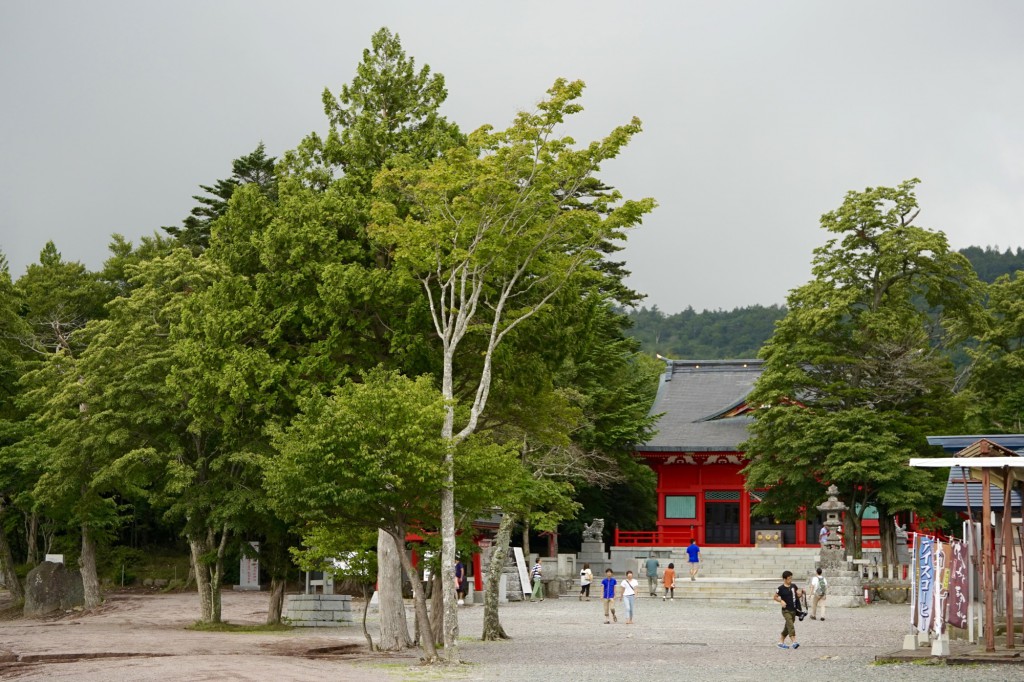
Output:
[237, 541, 260, 590]
[512, 547, 530, 599]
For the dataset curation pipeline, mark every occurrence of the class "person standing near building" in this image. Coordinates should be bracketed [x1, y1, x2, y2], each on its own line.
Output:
[818, 525, 828, 547]
[773, 570, 804, 649]
[621, 569, 639, 624]
[454, 559, 467, 605]
[601, 568, 618, 624]
[686, 539, 701, 580]
[530, 557, 544, 602]
[810, 567, 827, 620]
[662, 562, 676, 601]
[645, 553, 659, 597]
[579, 563, 593, 601]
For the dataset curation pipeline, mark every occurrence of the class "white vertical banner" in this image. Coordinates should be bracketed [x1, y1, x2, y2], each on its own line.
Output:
[909, 532, 917, 629]
[932, 541, 950, 636]
[916, 535, 935, 634]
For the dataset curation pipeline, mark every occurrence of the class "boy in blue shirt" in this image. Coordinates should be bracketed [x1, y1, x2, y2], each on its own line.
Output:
[687, 539, 701, 580]
[601, 568, 618, 624]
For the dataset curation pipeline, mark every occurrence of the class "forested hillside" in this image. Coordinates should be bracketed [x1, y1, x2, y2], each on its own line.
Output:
[625, 245, 1024, 358]
[625, 304, 785, 359]
[959, 245, 1024, 283]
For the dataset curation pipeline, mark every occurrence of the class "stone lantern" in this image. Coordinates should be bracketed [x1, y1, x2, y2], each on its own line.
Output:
[816, 484, 846, 551]
[815, 484, 863, 606]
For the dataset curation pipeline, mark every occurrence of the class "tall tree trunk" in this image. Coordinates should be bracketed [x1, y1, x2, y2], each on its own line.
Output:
[429, 572, 444, 647]
[391, 527, 438, 662]
[843, 493, 864, 560]
[80, 524, 101, 609]
[878, 509, 898, 568]
[188, 526, 229, 623]
[521, 517, 530, 560]
[209, 526, 228, 623]
[265, 578, 285, 625]
[482, 511, 515, 640]
[440, 455, 458, 662]
[377, 529, 412, 651]
[360, 584, 374, 652]
[0, 521, 24, 602]
[25, 512, 39, 566]
[189, 534, 213, 623]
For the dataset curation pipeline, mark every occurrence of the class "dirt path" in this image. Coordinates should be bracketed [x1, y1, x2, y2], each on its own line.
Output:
[0, 590, 411, 680]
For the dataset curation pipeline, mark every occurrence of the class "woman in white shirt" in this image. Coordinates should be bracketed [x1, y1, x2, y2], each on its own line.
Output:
[621, 570, 639, 624]
[579, 563, 593, 601]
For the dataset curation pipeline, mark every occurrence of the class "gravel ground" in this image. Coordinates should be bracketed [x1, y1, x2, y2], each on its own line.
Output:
[442, 594, 1018, 682]
[0, 590, 1018, 681]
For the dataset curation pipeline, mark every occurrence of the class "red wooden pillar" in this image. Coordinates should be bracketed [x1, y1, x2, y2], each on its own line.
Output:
[740, 490, 752, 547]
[794, 509, 808, 546]
[473, 551, 483, 592]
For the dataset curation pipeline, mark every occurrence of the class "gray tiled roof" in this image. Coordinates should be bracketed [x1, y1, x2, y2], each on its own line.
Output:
[637, 359, 763, 452]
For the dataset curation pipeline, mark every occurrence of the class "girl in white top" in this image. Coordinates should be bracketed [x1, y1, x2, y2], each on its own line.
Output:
[579, 563, 594, 601]
[621, 570, 639, 624]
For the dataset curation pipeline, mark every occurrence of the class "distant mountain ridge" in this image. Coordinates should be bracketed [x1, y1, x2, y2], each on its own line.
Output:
[625, 245, 1024, 359]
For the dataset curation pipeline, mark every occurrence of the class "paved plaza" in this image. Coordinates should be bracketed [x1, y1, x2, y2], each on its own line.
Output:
[0, 590, 1018, 680]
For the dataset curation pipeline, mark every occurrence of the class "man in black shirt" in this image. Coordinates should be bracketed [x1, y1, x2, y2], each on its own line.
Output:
[773, 570, 804, 649]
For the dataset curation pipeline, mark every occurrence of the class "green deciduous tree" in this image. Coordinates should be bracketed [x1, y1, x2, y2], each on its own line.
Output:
[265, 368, 519, 662]
[964, 270, 1024, 432]
[372, 78, 655, 660]
[13, 243, 115, 607]
[0, 253, 31, 600]
[742, 180, 982, 562]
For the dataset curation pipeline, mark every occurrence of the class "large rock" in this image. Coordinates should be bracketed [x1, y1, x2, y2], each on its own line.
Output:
[24, 561, 85, 617]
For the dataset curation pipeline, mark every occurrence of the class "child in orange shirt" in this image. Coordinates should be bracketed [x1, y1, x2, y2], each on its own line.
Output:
[662, 562, 676, 601]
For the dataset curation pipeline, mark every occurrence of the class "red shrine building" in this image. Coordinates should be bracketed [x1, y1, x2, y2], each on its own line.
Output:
[621, 359, 822, 548]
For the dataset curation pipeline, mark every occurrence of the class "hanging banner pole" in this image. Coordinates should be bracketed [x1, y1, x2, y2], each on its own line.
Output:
[1003, 467, 1015, 649]
[982, 468, 995, 652]
[909, 531, 917, 632]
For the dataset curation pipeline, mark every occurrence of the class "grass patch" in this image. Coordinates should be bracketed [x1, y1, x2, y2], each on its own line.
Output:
[187, 621, 292, 633]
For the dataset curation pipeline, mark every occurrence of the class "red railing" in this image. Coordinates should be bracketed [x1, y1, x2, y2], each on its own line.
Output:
[614, 527, 696, 547]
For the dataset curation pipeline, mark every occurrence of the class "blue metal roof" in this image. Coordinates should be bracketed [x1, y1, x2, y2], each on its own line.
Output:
[927, 435, 1024, 511]
[942, 466, 1023, 511]
[926, 434, 1024, 454]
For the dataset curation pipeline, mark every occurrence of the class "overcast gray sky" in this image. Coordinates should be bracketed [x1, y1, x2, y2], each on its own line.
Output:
[2, 1, 1023, 313]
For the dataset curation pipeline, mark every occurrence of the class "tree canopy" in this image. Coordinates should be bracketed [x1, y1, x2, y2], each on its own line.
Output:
[741, 180, 983, 560]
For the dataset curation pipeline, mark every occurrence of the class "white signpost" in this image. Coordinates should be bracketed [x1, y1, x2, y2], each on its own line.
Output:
[234, 541, 261, 591]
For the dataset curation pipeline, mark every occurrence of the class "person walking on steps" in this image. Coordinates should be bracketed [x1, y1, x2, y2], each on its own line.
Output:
[645, 553, 659, 597]
[686, 539, 701, 580]
[579, 563, 593, 601]
[601, 568, 618, 624]
[530, 557, 544, 602]
[773, 570, 804, 650]
[662, 562, 676, 600]
[810, 567, 827, 620]
[621, 570, 639, 624]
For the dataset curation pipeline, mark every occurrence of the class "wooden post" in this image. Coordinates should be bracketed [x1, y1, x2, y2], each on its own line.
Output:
[982, 468, 995, 652]
[1004, 468, 1014, 649]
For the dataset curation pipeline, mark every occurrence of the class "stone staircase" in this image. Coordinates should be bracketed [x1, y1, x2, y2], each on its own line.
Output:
[669, 546, 819, 580]
[609, 547, 826, 606]
[654, 578, 783, 605]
